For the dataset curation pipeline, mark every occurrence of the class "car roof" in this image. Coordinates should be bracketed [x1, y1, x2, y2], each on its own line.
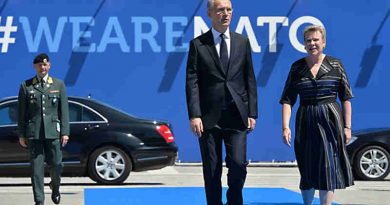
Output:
[0, 96, 138, 122]
[0, 96, 167, 125]
[0, 96, 18, 102]
[1, 96, 93, 102]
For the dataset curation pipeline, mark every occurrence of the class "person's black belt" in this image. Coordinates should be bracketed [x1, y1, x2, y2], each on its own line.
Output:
[300, 99, 336, 106]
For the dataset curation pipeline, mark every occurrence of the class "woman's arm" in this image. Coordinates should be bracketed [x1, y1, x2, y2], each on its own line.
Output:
[342, 100, 352, 144]
[282, 103, 292, 147]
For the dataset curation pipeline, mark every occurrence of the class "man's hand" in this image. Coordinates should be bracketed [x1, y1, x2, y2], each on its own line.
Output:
[61, 135, 69, 147]
[190, 118, 203, 137]
[248, 118, 256, 130]
[19, 137, 28, 148]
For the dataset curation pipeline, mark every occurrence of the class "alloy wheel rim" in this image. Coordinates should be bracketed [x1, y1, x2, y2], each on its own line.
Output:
[360, 148, 389, 178]
[95, 150, 126, 181]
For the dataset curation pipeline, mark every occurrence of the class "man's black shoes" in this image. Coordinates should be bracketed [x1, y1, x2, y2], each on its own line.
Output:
[49, 181, 61, 204]
[35, 202, 43, 205]
[51, 192, 61, 204]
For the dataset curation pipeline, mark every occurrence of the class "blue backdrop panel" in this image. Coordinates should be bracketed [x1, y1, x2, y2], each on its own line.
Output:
[84, 187, 334, 205]
[0, 0, 389, 161]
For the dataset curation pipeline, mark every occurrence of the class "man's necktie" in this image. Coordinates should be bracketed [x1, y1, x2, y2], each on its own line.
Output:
[219, 33, 233, 107]
[219, 33, 229, 73]
[41, 79, 45, 88]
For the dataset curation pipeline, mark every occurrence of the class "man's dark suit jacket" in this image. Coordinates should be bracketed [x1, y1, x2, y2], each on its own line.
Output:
[186, 29, 258, 129]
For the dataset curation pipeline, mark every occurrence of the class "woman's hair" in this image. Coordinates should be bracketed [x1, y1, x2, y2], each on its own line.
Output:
[303, 25, 326, 42]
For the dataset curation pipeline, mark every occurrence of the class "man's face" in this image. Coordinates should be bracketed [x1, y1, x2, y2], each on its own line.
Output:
[34, 62, 51, 78]
[208, 0, 232, 32]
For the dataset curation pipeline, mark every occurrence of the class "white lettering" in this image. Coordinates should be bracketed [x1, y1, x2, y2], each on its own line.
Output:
[257, 16, 288, 52]
[194, 16, 209, 38]
[236, 16, 261, 53]
[289, 16, 324, 53]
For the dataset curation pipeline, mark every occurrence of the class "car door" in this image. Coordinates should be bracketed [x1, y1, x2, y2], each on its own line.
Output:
[0, 100, 30, 163]
[62, 101, 108, 164]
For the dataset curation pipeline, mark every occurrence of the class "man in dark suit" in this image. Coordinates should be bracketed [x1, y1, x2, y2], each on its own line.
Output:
[18, 53, 70, 205]
[185, 0, 258, 204]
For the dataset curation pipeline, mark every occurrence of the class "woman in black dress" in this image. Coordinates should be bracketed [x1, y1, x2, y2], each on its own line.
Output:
[280, 25, 354, 205]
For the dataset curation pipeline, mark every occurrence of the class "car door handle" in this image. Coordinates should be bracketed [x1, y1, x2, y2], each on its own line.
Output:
[84, 124, 100, 130]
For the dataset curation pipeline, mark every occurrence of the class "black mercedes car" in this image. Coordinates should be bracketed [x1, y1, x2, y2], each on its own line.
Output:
[347, 128, 390, 180]
[0, 96, 178, 184]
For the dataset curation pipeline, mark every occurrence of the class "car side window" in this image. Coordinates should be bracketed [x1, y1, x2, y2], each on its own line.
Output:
[82, 107, 104, 122]
[69, 102, 104, 122]
[0, 102, 18, 126]
[69, 103, 82, 122]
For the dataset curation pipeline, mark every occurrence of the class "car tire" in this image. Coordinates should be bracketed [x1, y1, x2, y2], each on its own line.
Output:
[354, 145, 390, 180]
[88, 146, 132, 184]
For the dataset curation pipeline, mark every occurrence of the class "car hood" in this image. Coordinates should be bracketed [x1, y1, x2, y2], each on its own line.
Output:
[353, 128, 390, 137]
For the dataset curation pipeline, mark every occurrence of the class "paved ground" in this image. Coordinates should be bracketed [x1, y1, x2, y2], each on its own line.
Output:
[0, 165, 389, 205]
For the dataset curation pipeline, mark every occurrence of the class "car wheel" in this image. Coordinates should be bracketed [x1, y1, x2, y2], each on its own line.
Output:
[354, 145, 390, 180]
[88, 146, 132, 184]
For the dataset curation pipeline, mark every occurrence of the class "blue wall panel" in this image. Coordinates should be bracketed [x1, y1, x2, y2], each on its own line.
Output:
[0, 0, 389, 161]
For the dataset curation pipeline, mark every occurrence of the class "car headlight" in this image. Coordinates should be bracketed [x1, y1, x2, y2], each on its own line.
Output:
[347, 135, 357, 146]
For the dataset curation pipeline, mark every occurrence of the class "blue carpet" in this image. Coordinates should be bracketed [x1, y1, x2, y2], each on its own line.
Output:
[85, 187, 340, 205]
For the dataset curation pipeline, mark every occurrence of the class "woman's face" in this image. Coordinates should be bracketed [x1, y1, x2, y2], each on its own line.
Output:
[304, 31, 325, 56]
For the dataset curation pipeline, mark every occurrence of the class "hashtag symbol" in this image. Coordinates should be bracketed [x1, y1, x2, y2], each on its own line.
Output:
[0, 16, 18, 53]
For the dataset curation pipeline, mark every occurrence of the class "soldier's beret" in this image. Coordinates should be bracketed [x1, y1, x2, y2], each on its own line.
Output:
[33, 53, 50, 64]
